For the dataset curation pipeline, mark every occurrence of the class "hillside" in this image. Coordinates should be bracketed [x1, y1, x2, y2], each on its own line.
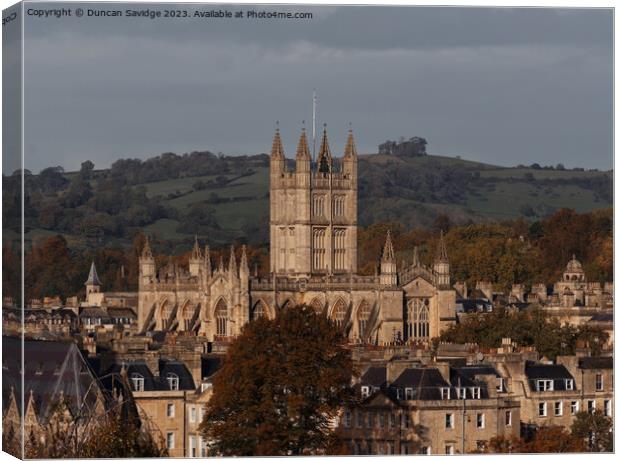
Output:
[3, 151, 612, 253]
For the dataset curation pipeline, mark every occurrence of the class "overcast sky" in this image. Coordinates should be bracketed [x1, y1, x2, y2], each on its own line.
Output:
[11, 3, 613, 173]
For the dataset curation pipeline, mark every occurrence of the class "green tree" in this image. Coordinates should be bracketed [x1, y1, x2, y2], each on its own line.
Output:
[200, 305, 354, 456]
[571, 410, 613, 452]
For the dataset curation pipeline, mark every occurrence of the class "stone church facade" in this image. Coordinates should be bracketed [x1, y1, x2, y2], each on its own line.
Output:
[136, 127, 457, 344]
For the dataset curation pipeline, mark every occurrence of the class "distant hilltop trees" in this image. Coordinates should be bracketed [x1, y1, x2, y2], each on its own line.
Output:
[378, 136, 428, 156]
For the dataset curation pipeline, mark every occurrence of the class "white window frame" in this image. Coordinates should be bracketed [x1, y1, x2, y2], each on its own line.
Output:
[604, 399, 611, 417]
[446, 413, 454, 429]
[445, 445, 454, 455]
[361, 386, 370, 398]
[167, 403, 175, 418]
[405, 387, 414, 400]
[539, 402, 547, 417]
[396, 388, 404, 400]
[505, 410, 512, 426]
[476, 412, 485, 428]
[457, 387, 466, 400]
[189, 435, 196, 457]
[496, 377, 505, 393]
[570, 400, 579, 415]
[189, 406, 196, 423]
[130, 373, 145, 392]
[167, 373, 180, 391]
[565, 379, 574, 390]
[554, 401, 563, 416]
[471, 387, 481, 399]
[595, 374, 604, 391]
[588, 400, 596, 413]
[441, 387, 451, 400]
[537, 379, 554, 392]
[166, 432, 175, 450]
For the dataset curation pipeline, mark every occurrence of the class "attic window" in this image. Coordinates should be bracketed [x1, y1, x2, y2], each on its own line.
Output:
[167, 372, 180, 391]
[565, 379, 574, 390]
[470, 387, 481, 399]
[131, 373, 145, 392]
[361, 386, 370, 398]
[440, 388, 451, 400]
[536, 379, 554, 392]
[457, 388, 466, 400]
[405, 388, 414, 400]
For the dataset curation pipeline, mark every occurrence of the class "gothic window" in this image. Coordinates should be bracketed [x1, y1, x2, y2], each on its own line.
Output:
[357, 301, 372, 339]
[332, 299, 347, 330]
[181, 302, 193, 331]
[406, 298, 430, 341]
[333, 228, 347, 272]
[252, 301, 267, 320]
[161, 301, 173, 330]
[312, 195, 326, 218]
[312, 227, 327, 271]
[333, 195, 345, 217]
[215, 299, 228, 337]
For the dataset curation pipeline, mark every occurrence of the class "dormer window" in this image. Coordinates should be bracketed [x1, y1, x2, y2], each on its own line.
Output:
[405, 388, 414, 400]
[131, 373, 145, 392]
[536, 379, 554, 391]
[361, 386, 370, 398]
[470, 387, 481, 399]
[457, 387, 466, 400]
[396, 388, 404, 400]
[166, 372, 180, 390]
[440, 388, 451, 400]
[565, 379, 574, 390]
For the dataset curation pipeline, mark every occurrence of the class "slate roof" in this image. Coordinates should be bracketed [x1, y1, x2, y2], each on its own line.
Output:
[2, 335, 104, 422]
[79, 307, 111, 320]
[107, 307, 137, 319]
[85, 261, 101, 286]
[159, 359, 196, 390]
[579, 356, 612, 370]
[589, 312, 613, 322]
[390, 368, 450, 400]
[360, 366, 388, 388]
[525, 362, 574, 391]
[201, 356, 223, 379]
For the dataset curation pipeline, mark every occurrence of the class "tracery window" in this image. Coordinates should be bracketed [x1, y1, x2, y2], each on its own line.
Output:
[333, 300, 347, 330]
[215, 299, 228, 337]
[406, 298, 430, 341]
[357, 301, 372, 339]
[333, 228, 346, 271]
[312, 194, 326, 218]
[312, 227, 326, 271]
[253, 301, 266, 320]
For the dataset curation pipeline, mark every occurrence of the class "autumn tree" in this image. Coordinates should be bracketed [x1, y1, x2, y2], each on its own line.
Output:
[571, 410, 613, 452]
[200, 305, 354, 456]
[525, 425, 585, 453]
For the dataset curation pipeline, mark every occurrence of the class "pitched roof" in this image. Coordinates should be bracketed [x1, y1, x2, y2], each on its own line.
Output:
[159, 359, 196, 390]
[360, 367, 387, 388]
[85, 261, 101, 286]
[578, 356, 612, 370]
[391, 368, 450, 400]
[2, 336, 105, 422]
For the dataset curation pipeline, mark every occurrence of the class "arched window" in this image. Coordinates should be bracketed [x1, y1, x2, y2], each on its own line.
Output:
[160, 301, 173, 330]
[215, 299, 228, 337]
[406, 298, 430, 341]
[358, 302, 372, 339]
[332, 299, 347, 330]
[181, 302, 193, 331]
[130, 372, 145, 392]
[166, 372, 179, 390]
[310, 298, 323, 312]
[252, 301, 267, 320]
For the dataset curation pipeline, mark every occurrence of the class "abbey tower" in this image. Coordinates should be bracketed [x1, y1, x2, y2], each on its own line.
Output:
[269, 126, 358, 276]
